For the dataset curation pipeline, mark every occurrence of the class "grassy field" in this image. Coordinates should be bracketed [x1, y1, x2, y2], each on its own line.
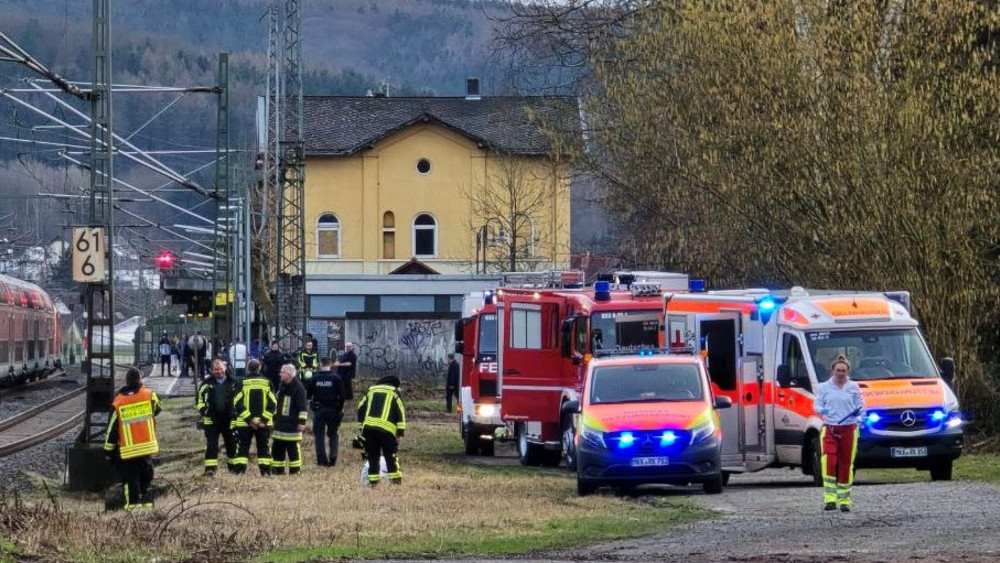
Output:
[857, 453, 1000, 484]
[0, 395, 707, 563]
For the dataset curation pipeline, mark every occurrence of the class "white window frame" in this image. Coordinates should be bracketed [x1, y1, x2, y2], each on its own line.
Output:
[317, 213, 341, 258]
[412, 213, 438, 258]
[510, 303, 542, 350]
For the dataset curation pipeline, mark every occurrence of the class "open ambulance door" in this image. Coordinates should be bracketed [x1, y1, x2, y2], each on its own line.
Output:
[740, 352, 768, 470]
[698, 314, 744, 470]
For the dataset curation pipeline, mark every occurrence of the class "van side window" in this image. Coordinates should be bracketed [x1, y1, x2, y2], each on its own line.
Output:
[782, 334, 812, 391]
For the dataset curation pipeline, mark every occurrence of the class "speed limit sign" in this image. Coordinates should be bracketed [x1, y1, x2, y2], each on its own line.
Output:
[72, 227, 106, 283]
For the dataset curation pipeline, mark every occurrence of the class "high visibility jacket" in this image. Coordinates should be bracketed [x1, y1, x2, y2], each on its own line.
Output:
[196, 377, 240, 426]
[297, 350, 318, 374]
[357, 384, 407, 436]
[233, 375, 277, 428]
[104, 386, 162, 459]
[273, 377, 308, 441]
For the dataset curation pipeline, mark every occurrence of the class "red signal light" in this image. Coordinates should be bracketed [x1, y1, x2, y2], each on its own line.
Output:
[156, 251, 176, 270]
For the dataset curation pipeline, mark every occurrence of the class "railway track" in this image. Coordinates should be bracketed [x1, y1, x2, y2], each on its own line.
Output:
[0, 387, 86, 458]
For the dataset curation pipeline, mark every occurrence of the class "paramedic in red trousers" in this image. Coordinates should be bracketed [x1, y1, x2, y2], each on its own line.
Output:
[104, 367, 161, 509]
[815, 354, 865, 512]
[197, 359, 241, 475]
[357, 375, 407, 486]
[272, 363, 308, 474]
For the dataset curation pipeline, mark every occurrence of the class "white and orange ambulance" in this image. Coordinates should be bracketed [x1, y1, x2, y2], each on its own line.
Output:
[662, 287, 963, 483]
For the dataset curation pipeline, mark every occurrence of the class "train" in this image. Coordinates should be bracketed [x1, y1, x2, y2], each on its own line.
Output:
[0, 272, 78, 388]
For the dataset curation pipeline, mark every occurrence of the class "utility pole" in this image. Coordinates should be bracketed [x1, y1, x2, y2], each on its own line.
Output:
[68, 0, 117, 491]
[275, 0, 306, 351]
[211, 53, 232, 344]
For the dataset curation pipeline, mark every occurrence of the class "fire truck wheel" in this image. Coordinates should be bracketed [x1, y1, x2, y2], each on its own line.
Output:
[516, 423, 542, 466]
[464, 422, 480, 455]
[561, 413, 577, 471]
[576, 478, 598, 496]
[703, 473, 724, 495]
[930, 459, 953, 481]
[480, 437, 495, 457]
[809, 435, 824, 487]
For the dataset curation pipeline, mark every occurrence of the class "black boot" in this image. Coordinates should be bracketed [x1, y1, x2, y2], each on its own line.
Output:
[823, 502, 836, 511]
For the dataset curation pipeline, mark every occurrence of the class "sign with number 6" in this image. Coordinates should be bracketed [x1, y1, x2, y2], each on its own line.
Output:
[72, 227, 106, 283]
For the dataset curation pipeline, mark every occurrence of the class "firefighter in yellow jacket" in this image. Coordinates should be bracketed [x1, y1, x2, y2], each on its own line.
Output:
[357, 375, 406, 486]
[104, 367, 162, 509]
[232, 359, 277, 475]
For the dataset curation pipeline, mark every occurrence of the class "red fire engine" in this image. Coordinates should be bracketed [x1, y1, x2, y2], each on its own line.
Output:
[454, 291, 501, 456]
[496, 271, 690, 466]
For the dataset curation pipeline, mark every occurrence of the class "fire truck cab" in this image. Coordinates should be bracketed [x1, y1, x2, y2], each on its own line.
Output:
[497, 271, 690, 466]
[455, 292, 502, 456]
[662, 287, 963, 483]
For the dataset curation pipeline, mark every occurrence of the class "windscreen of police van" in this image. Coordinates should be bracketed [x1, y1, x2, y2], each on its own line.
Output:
[806, 329, 937, 382]
[591, 311, 660, 352]
[590, 363, 704, 403]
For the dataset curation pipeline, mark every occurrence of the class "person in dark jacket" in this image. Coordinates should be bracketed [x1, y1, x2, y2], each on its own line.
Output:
[357, 375, 406, 487]
[305, 357, 345, 466]
[335, 342, 358, 399]
[272, 363, 308, 475]
[262, 341, 290, 390]
[196, 359, 241, 475]
[232, 359, 277, 475]
[446, 353, 460, 413]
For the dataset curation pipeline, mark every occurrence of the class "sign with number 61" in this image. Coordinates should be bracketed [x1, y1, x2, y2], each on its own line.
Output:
[72, 227, 106, 283]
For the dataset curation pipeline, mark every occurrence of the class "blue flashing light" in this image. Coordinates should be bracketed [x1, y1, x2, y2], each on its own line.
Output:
[594, 280, 612, 302]
[865, 412, 881, 425]
[756, 296, 780, 325]
[931, 410, 947, 422]
[688, 279, 706, 293]
[659, 431, 677, 446]
[617, 432, 635, 448]
[483, 290, 494, 305]
[758, 298, 776, 311]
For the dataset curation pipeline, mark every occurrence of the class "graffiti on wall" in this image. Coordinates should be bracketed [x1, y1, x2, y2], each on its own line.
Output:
[346, 318, 454, 381]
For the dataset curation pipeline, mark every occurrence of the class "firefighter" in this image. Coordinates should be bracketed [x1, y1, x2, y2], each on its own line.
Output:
[296, 340, 319, 382]
[104, 367, 161, 510]
[272, 363, 308, 475]
[305, 357, 345, 466]
[815, 354, 865, 512]
[197, 359, 241, 475]
[357, 375, 407, 487]
[232, 359, 277, 475]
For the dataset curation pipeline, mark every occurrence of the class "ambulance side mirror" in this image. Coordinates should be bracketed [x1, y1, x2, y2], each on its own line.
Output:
[714, 396, 732, 410]
[940, 357, 955, 385]
[776, 364, 792, 388]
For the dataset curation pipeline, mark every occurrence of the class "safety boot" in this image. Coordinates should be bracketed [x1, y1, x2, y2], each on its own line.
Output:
[840, 505, 851, 513]
[390, 477, 402, 486]
[823, 502, 836, 511]
[204, 468, 216, 477]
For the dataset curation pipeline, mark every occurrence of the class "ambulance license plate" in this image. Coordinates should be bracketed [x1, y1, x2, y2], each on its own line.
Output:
[891, 447, 928, 458]
[631, 457, 669, 467]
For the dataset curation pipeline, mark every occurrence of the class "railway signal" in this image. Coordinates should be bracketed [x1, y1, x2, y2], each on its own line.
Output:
[155, 251, 176, 271]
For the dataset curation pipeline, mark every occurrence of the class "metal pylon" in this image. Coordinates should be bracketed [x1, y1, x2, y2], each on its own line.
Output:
[211, 53, 232, 343]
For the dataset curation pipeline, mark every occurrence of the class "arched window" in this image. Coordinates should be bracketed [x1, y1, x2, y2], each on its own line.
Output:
[317, 213, 340, 258]
[412, 213, 437, 258]
[382, 211, 395, 259]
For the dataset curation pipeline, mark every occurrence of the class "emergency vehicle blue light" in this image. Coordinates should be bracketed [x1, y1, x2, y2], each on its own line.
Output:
[659, 431, 677, 445]
[618, 432, 635, 448]
[688, 279, 706, 293]
[594, 280, 612, 302]
[931, 410, 947, 422]
[483, 290, 494, 305]
[866, 412, 881, 425]
[758, 298, 776, 311]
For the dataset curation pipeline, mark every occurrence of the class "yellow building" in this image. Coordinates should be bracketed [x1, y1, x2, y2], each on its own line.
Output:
[301, 93, 577, 276]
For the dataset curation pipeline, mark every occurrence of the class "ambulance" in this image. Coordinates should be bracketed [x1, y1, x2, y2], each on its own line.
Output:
[661, 286, 963, 483]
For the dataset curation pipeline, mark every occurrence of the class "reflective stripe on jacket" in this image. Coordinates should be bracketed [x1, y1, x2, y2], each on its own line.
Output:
[104, 386, 161, 459]
[233, 375, 277, 428]
[273, 377, 308, 440]
[357, 384, 406, 436]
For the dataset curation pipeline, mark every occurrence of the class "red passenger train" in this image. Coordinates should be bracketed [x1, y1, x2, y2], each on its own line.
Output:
[0, 272, 63, 387]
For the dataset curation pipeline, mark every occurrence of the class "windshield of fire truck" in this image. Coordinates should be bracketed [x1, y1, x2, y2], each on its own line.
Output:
[805, 329, 938, 382]
[591, 310, 660, 352]
[479, 314, 497, 354]
[590, 362, 704, 403]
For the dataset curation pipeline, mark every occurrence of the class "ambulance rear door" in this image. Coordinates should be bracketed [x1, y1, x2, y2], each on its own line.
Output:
[698, 312, 744, 470]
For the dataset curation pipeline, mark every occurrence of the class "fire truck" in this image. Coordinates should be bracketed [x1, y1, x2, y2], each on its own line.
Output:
[495, 271, 690, 466]
[661, 287, 963, 483]
[454, 291, 502, 456]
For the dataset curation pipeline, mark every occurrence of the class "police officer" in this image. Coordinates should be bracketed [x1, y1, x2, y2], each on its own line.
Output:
[262, 340, 290, 390]
[104, 367, 161, 509]
[296, 340, 319, 382]
[272, 364, 308, 475]
[196, 359, 241, 475]
[232, 359, 277, 475]
[305, 357, 345, 467]
[357, 375, 407, 487]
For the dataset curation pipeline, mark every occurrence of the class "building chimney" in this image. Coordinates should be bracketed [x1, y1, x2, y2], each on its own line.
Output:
[465, 77, 481, 100]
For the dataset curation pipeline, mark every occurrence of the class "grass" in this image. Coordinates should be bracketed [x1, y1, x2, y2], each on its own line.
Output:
[858, 453, 1000, 484]
[0, 396, 707, 563]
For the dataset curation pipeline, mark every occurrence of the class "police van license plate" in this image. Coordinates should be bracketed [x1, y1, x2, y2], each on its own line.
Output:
[891, 447, 928, 458]
[631, 457, 669, 467]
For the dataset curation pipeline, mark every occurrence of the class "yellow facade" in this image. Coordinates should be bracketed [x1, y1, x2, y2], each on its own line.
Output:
[303, 123, 571, 275]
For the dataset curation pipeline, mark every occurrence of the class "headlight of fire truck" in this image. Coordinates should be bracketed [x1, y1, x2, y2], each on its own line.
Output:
[475, 404, 496, 417]
[580, 425, 606, 449]
[689, 419, 717, 444]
